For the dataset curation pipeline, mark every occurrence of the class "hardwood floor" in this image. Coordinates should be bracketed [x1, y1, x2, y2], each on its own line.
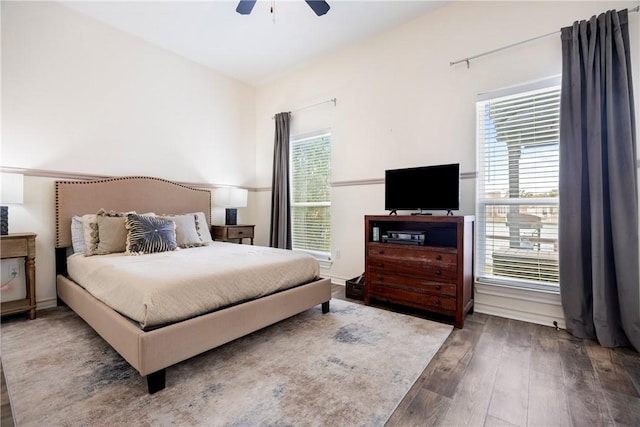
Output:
[0, 360, 13, 427]
[331, 284, 640, 427]
[2, 287, 639, 427]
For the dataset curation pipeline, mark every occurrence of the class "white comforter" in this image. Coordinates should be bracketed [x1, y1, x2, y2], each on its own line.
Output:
[67, 242, 320, 328]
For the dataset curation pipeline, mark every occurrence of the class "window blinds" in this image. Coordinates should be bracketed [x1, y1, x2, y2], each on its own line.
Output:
[476, 85, 560, 289]
[290, 132, 332, 256]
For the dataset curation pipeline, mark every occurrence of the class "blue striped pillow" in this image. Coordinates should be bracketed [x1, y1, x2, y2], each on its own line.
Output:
[125, 214, 177, 255]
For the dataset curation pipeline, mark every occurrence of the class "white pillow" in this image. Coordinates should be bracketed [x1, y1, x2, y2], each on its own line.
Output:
[193, 212, 213, 244]
[71, 216, 86, 254]
[158, 214, 203, 248]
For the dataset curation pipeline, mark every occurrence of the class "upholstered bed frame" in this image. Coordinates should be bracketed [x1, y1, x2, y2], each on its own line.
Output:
[54, 176, 331, 393]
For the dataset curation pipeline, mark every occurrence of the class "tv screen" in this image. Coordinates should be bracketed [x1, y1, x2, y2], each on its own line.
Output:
[385, 163, 460, 212]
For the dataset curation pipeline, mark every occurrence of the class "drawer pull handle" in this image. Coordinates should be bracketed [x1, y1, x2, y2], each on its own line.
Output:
[378, 250, 384, 255]
[435, 285, 441, 290]
[377, 275, 383, 281]
[238, 231, 244, 235]
[435, 255, 442, 260]
[378, 287, 383, 293]
[434, 300, 441, 306]
[378, 263, 384, 268]
[435, 270, 442, 275]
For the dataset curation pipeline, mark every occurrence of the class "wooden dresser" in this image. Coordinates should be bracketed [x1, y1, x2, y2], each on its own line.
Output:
[364, 215, 474, 328]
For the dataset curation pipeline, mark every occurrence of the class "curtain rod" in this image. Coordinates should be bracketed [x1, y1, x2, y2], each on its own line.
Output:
[450, 5, 639, 68]
[272, 98, 337, 119]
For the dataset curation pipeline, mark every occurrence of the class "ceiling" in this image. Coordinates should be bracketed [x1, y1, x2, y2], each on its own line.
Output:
[61, 1, 450, 86]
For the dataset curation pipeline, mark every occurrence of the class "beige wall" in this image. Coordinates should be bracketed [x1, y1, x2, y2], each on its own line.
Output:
[2, 1, 256, 185]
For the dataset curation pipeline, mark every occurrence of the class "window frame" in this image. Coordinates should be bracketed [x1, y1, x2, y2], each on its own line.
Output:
[289, 129, 332, 262]
[475, 76, 561, 293]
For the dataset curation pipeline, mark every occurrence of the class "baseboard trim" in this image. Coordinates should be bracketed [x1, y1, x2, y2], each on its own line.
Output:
[474, 281, 565, 329]
[319, 273, 347, 286]
[36, 297, 58, 310]
[474, 301, 566, 329]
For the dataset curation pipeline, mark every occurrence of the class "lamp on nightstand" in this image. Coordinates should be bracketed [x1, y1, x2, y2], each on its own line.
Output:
[0, 173, 24, 235]
[213, 187, 248, 225]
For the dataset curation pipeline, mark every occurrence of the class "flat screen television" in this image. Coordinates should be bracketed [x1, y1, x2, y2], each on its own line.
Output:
[385, 163, 460, 213]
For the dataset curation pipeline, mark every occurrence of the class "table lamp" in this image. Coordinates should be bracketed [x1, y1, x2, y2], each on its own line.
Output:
[1, 173, 24, 235]
[213, 187, 248, 225]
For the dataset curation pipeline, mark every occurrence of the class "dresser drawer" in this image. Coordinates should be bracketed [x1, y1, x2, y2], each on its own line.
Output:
[367, 272, 457, 297]
[368, 284, 456, 312]
[366, 258, 457, 282]
[227, 226, 253, 239]
[368, 244, 457, 267]
[1, 238, 27, 258]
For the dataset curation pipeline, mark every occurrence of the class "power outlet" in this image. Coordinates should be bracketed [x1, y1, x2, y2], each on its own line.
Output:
[9, 264, 19, 277]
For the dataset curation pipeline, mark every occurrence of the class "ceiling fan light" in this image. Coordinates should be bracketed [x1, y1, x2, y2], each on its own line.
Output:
[236, 0, 257, 15]
[305, 0, 330, 16]
[235, 0, 330, 17]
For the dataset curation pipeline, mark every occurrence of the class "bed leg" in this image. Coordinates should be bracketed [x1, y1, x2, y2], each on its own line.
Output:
[322, 301, 330, 314]
[147, 369, 166, 394]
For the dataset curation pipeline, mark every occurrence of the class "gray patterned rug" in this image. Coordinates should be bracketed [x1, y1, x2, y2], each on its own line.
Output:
[1, 299, 452, 426]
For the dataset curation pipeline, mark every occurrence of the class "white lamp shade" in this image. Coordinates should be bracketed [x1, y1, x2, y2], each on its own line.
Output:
[0, 173, 24, 204]
[213, 187, 248, 208]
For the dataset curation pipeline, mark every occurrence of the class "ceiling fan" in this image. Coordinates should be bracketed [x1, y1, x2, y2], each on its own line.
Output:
[236, 0, 330, 17]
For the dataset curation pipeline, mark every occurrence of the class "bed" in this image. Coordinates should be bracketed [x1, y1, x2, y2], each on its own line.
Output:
[54, 176, 332, 394]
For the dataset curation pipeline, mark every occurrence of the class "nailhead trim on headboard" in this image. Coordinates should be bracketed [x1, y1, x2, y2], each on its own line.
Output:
[55, 176, 212, 249]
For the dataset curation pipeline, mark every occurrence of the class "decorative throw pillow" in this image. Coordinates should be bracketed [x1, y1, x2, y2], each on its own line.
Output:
[193, 212, 214, 244]
[158, 214, 203, 248]
[96, 215, 128, 254]
[125, 214, 177, 255]
[71, 216, 86, 254]
[81, 214, 99, 256]
[82, 209, 135, 256]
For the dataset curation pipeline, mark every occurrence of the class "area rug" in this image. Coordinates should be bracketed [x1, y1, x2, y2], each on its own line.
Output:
[1, 299, 452, 426]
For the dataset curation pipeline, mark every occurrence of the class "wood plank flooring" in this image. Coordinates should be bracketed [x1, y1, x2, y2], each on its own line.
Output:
[330, 285, 640, 427]
[2, 286, 639, 427]
[0, 360, 12, 427]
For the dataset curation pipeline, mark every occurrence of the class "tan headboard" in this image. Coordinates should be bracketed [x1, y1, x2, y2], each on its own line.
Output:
[55, 176, 211, 248]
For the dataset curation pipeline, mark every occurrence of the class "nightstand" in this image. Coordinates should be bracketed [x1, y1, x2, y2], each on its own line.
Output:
[212, 225, 255, 245]
[1, 233, 37, 319]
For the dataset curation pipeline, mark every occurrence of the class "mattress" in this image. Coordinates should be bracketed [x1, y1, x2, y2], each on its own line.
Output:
[67, 242, 320, 328]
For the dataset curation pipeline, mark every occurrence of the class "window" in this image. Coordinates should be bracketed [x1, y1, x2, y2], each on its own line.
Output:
[290, 131, 331, 260]
[476, 78, 560, 291]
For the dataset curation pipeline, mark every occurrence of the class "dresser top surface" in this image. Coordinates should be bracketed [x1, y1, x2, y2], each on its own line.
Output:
[0, 233, 37, 239]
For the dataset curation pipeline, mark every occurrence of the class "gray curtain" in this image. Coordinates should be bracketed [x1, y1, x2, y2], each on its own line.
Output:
[269, 112, 292, 249]
[559, 9, 639, 351]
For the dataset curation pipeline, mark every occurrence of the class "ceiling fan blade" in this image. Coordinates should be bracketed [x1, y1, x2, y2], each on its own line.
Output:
[305, 0, 330, 16]
[236, 0, 257, 15]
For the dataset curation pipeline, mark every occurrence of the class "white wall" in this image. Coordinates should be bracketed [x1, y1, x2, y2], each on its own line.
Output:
[2, 1, 256, 185]
[1, 1, 256, 307]
[254, 1, 640, 326]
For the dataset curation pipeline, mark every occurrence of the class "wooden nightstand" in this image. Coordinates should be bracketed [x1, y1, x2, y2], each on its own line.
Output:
[212, 225, 255, 245]
[1, 233, 37, 319]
